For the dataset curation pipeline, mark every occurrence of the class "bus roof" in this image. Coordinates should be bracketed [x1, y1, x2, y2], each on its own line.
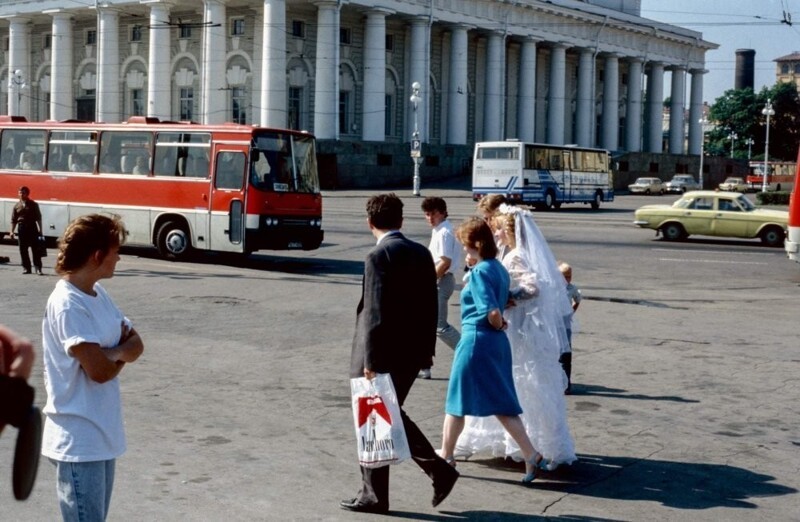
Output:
[474, 141, 609, 154]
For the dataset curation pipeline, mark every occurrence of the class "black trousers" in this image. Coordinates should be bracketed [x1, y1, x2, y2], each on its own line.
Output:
[356, 367, 450, 508]
[17, 225, 41, 272]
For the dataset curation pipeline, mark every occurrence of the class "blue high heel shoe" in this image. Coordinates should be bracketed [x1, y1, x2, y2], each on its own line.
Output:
[522, 454, 542, 484]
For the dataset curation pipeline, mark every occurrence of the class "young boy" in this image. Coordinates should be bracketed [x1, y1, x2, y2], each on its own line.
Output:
[558, 262, 581, 394]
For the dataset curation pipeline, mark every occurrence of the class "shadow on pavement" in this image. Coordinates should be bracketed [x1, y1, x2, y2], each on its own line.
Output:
[463, 453, 796, 511]
[568, 383, 700, 403]
[393, 510, 621, 521]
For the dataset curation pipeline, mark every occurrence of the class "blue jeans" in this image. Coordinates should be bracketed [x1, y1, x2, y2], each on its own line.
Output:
[51, 459, 115, 521]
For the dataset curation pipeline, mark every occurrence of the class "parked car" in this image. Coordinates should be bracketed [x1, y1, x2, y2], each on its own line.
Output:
[718, 177, 748, 192]
[633, 190, 788, 247]
[628, 177, 665, 195]
[665, 174, 701, 193]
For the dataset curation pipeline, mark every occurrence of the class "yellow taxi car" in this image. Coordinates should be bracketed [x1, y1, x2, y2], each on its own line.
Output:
[633, 191, 788, 247]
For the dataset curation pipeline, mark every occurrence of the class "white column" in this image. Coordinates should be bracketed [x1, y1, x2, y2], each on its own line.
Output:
[7, 17, 31, 118]
[408, 17, 430, 142]
[688, 68, 706, 155]
[362, 9, 390, 141]
[575, 48, 593, 148]
[447, 26, 469, 145]
[547, 43, 567, 145]
[202, 0, 227, 124]
[50, 12, 73, 121]
[261, 0, 286, 128]
[668, 66, 686, 154]
[601, 53, 619, 151]
[147, 2, 171, 119]
[646, 62, 664, 153]
[483, 32, 504, 141]
[517, 37, 538, 143]
[97, 8, 120, 122]
[625, 57, 643, 152]
[313, 1, 339, 139]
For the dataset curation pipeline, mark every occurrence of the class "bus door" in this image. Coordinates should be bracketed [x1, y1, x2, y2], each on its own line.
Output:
[561, 151, 572, 200]
[209, 143, 248, 253]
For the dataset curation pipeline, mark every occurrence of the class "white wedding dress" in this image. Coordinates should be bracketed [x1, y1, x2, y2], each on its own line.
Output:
[455, 205, 577, 468]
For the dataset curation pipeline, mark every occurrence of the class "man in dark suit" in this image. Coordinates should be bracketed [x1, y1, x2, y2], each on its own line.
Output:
[341, 194, 459, 514]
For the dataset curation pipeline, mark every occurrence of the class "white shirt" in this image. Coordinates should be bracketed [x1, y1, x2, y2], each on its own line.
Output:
[429, 219, 461, 276]
[41, 279, 131, 462]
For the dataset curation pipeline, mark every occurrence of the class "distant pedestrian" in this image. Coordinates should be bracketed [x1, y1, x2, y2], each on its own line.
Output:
[10, 186, 43, 275]
[558, 261, 581, 394]
[418, 197, 461, 379]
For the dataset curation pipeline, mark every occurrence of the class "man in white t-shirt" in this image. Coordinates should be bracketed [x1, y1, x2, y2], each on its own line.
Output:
[419, 197, 462, 379]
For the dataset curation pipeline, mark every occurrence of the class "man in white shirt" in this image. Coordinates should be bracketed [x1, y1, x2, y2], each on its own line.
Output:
[419, 197, 462, 379]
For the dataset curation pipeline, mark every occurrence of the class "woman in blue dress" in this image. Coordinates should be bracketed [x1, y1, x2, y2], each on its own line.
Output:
[439, 217, 543, 483]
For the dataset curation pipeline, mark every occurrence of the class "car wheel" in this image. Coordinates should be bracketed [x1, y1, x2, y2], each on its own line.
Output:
[156, 220, 192, 260]
[661, 223, 686, 241]
[659, 189, 665, 195]
[544, 190, 556, 210]
[644, 189, 651, 195]
[681, 186, 687, 193]
[590, 190, 602, 210]
[760, 226, 785, 247]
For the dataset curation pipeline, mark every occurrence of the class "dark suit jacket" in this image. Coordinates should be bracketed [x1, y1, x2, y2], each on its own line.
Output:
[350, 232, 438, 378]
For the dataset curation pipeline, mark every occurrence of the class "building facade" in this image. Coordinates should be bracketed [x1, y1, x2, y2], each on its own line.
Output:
[0, 0, 716, 187]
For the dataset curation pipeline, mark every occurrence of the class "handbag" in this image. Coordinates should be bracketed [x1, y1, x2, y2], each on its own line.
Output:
[350, 373, 411, 468]
[36, 236, 47, 258]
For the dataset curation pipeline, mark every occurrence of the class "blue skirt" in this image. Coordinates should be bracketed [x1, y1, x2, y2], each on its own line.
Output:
[445, 324, 523, 417]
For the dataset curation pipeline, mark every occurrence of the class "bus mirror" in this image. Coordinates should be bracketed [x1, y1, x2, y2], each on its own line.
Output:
[251, 149, 260, 162]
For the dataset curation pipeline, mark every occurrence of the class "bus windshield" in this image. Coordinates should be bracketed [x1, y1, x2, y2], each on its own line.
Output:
[250, 132, 320, 194]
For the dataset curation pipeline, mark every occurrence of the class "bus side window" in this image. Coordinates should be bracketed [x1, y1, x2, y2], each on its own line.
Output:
[215, 152, 245, 190]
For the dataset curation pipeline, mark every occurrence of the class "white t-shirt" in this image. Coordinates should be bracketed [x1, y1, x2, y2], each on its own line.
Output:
[429, 219, 461, 276]
[41, 279, 130, 462]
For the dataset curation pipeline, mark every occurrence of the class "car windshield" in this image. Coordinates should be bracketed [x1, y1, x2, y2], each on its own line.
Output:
[735, 194, 755, 211]
[249, 131, 320, 193]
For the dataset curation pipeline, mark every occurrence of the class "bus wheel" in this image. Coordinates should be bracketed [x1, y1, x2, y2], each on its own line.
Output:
[760, 226, 785, 247]
[544, 190, 556, 210]
[661, 223, 686, 241]
[591, 191, 603, 210]
[156, 220, 192, 260]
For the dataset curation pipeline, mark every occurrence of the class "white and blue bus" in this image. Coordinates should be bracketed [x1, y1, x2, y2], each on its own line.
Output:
[472, 141, 614, 210]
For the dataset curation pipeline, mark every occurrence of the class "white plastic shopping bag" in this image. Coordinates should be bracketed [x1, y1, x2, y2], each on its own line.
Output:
[350, 373, 411, 468]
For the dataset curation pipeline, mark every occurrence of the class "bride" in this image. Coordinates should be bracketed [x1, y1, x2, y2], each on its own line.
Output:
[455, 204, 576, 469]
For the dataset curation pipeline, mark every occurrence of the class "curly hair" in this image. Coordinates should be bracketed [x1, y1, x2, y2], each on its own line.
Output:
[55, 214, 127, 274]
[492, 213, 516, 249]
[366, 193, 404, 230]
[477, 194, 506, 218]
[455, 217, 497, 260]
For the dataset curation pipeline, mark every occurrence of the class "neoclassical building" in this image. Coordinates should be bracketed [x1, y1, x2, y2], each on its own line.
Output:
[0, 0, 716, 186]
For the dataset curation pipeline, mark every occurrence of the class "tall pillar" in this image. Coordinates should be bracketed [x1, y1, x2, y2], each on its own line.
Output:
[625, 57, 643, 152]
[547, 43, 567, 145]
[517, 37, 538, 143]
[688, 68, 706, 155]
[668, 66, 686, 154]
[362, 9, 390, 141]
[408, 17, 430, 142]
[447, 25, 469, 145]
[575, 48, 593, 148]
[97, 8, 120, 122]
[313, 1, 339, 139]
[601, 53, 619, 151]
[202, 0, 226, 124]
[50, 12, 73, 121]
[483, 32, 504, 141]
[261, 0, 286, 127]
[646, 62, 664, 153]
[7, 17, 31, 118]
[146, 2, 171, 119]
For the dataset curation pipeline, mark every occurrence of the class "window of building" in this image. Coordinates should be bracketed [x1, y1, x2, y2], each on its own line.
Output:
[291, 20, 305, 38]
[231, 18, 245, 37]
[340, 27, 351, 45]
[385, 94, 394, 136]
[42, 34, 52, 49]
[231, 87, 247, 124]
[781, 63, 790, 74]
[288, 87, 303, 131]
[649, 162, 659, 173]
[180, 88, 194, 120]
[179, 24, 192, 39]
[2, 37, 8, 52]
[131, 89, 144, 116]
[131, 25, 142, 42]
[86, 29, 97, 46]
[385, 34, 394, 52]
[339, 91, 352, 134]
[794, 63, 800, 74]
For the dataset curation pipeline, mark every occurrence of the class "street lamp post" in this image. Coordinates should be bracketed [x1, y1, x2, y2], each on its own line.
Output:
[698, 117, 708, 189]
[8, 69, 27, 117]
[409, 81, 423, 196]
[728, 131, 738, 158]
[744, 137, 754, 161]
[761, 99, 775, 193]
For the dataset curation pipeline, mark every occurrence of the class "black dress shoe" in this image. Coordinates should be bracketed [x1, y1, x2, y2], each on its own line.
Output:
[432, 466, 460, 507]
[339, 497, 389, 514]
[22, 269, 31, 275]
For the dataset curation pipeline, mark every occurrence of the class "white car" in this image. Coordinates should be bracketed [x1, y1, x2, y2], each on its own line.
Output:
[718, 177, 748, 192]
[628, 177, 665, 195]
[665, 175, 701, 193]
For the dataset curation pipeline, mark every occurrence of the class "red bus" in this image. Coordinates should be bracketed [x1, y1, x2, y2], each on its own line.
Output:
[746, 160, 796, 192]
[0, 116, 323, 260]
[786, 149, 800, 262]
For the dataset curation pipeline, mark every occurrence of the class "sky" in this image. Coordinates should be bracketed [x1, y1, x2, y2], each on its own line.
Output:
[640, 0, 800, 104]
